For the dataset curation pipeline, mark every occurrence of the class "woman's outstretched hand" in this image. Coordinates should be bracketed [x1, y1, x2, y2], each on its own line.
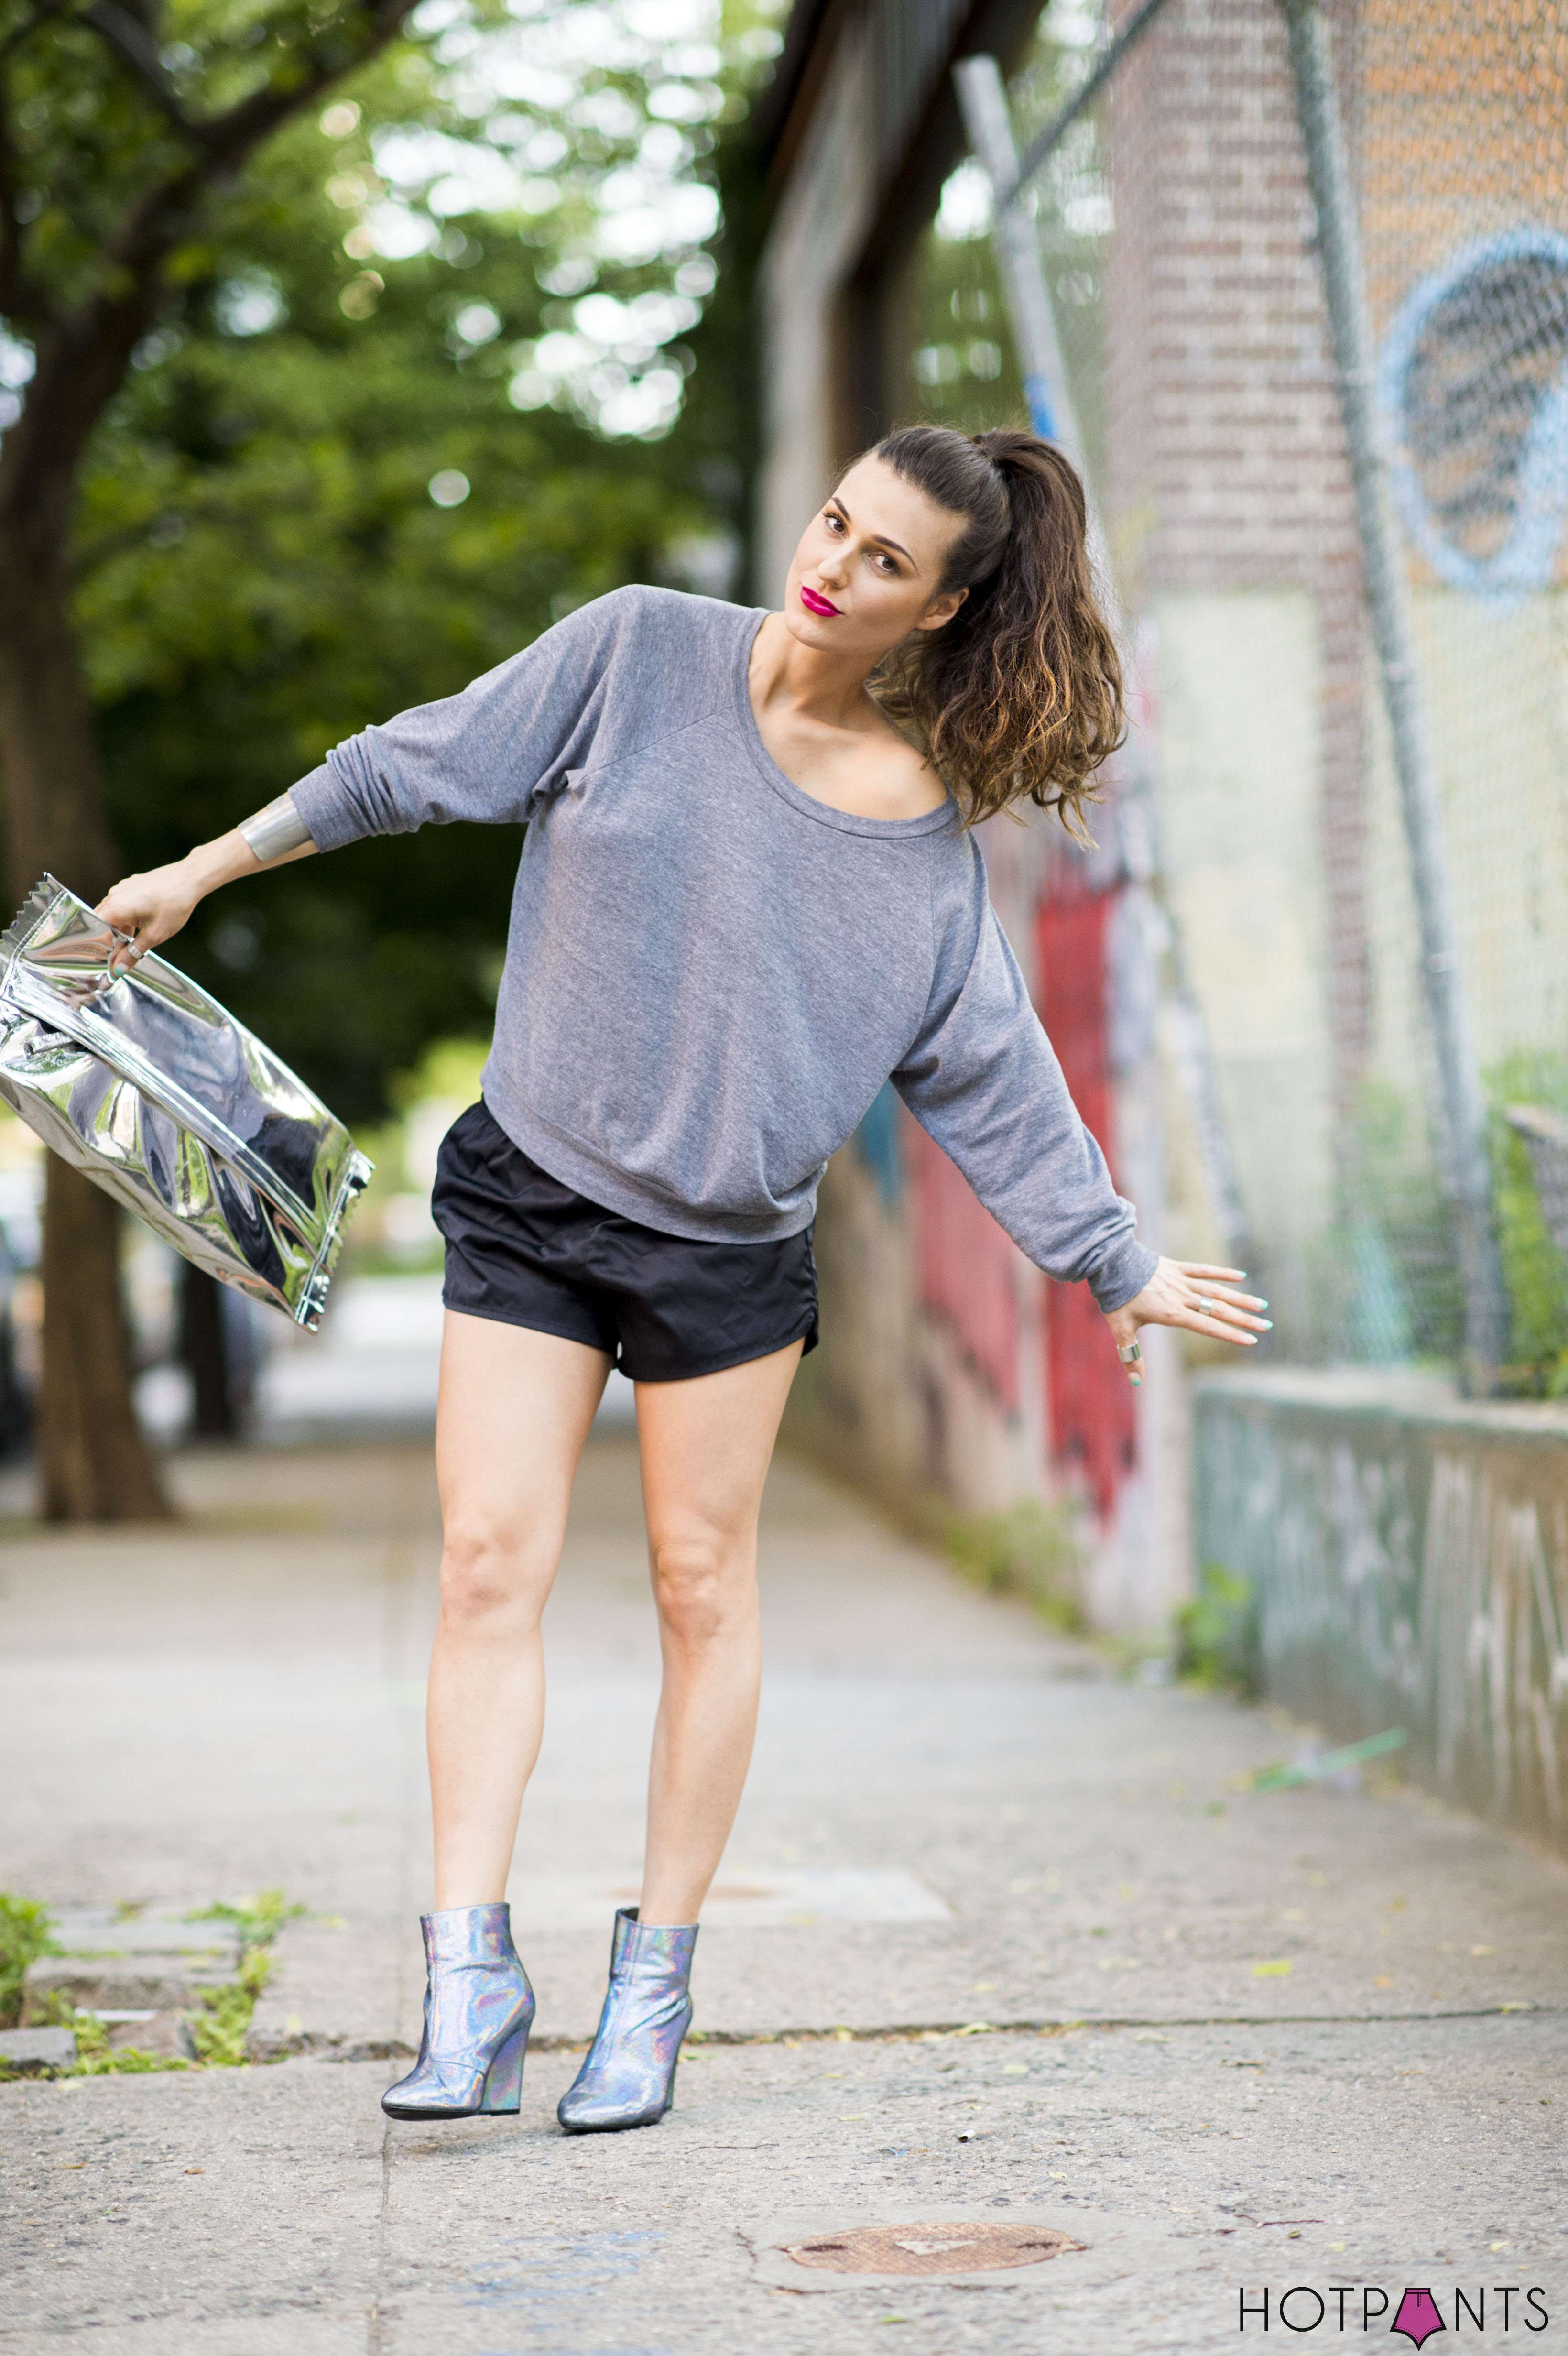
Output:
[95, 858, 209, 976]
[1103, 1258, 1271, 1385]
[97, 859, 208, 953]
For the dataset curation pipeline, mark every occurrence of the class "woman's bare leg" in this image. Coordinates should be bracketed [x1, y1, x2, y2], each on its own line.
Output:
[428, 1312, 610, 1909]
[634, 1341, 803, 1926]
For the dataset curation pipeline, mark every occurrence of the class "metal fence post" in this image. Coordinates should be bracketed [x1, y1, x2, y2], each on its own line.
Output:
[952, 55, 1088, 470]
[953, 49, 1252, 1277]
[1281, 0, 1508, 1391]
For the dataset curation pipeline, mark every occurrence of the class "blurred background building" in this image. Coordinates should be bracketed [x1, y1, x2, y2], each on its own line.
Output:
[756, 0, 1568, 1824]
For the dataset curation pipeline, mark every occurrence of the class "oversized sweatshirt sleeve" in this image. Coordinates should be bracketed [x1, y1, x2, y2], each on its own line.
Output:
[892, 837, 1158, 1315]
[286, 589, 637, 853]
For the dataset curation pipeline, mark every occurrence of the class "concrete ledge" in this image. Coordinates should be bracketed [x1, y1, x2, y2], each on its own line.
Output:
[1195, 1363, 1568, 1443]
[0, 2027, 77, 2075]
[1194, 1367, 1568, 1854]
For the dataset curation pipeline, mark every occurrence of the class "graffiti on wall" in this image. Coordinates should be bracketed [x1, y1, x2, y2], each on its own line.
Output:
[904, 1111, 1021, 1417]
[1381, 227, 1568, 600]
[1197, 1385, 1568, 1848]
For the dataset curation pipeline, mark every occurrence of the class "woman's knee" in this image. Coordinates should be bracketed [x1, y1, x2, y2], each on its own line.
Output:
[648, 1528, 752, 1647]
[438, 1516, 553, 1633]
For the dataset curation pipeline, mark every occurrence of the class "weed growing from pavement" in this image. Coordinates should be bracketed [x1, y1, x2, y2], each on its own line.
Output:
[187, 1890, 306, 1950]
[65, 2014, 188, 2076]
[0, 1887, 305, 2078]
[182, 1889, 305, 2067]
[943, 1499, 1084, 1630]
[0, 1895, 61, 2028]
[188, 1944, 278, 2067]
[1173, 1562, 1261, 1695]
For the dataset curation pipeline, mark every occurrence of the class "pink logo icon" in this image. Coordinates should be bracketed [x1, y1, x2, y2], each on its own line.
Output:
[1392, 2287, 1447, 2348]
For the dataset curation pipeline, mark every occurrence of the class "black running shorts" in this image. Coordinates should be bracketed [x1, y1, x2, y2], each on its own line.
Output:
[431, 1100, 818, 1383]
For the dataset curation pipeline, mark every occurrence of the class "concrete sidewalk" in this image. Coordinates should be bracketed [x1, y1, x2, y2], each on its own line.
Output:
[1, 1434, 1564, 2353]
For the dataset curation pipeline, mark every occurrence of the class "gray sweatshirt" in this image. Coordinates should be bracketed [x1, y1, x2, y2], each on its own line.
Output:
[290, 586, 1156, 1313]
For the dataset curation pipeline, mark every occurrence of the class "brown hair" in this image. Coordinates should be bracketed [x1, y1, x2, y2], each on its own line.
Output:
[865, 424, 1124, 834]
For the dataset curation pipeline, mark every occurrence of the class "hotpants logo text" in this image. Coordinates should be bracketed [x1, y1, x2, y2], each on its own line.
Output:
[1240, 2284, 1550, 2335]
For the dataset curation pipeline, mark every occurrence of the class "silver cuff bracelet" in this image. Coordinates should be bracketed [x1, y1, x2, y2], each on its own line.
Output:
[238, 793, 315, 863]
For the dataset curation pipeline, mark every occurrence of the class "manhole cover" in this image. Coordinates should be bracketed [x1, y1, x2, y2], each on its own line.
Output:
[783, 2221, 1082, 2276]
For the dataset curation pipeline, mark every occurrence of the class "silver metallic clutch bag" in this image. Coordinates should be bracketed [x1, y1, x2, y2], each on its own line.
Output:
[0, 875, 372, 1328]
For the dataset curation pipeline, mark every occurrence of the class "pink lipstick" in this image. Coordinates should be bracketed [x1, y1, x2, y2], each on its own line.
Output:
[800, 584, 841, 617]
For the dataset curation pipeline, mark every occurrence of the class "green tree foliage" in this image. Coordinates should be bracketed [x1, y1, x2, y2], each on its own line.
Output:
[8, 0, 775, 1122]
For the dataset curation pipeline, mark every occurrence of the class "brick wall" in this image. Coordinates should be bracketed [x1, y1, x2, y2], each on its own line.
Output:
[1104, 0, 1369, 1147]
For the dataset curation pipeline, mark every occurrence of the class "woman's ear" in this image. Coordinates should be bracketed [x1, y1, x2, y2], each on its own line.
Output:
[916, 585, 969, 633]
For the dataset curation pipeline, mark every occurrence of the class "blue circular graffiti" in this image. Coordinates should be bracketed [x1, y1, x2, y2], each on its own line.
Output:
[1379, 227, 1568, 599]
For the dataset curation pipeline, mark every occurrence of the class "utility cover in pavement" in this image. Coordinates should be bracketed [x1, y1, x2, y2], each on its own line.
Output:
[748, 2205, 1173, 2295]
[784, 2222, 1082, 2275]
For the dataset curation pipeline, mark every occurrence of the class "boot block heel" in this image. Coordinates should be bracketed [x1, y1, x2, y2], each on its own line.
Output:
[478, 2018, 529, 2114]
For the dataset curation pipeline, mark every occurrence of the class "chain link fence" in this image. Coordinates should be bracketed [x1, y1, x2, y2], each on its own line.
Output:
[902, 0, 1568, 1395]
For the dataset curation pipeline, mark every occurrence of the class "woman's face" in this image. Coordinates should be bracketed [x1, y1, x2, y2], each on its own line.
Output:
[782, 455, 968, 664]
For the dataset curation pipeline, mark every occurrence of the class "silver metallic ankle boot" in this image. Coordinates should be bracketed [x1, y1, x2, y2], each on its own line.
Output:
[382, 1902, 534, 2121]
[556, 1907, 697, 2134]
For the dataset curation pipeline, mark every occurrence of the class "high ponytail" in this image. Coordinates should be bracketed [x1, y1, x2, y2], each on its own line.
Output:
[865, 423, 1124, 835]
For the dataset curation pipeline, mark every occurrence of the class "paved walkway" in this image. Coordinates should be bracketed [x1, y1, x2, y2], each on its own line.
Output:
[1, 1433, 1565, 2353]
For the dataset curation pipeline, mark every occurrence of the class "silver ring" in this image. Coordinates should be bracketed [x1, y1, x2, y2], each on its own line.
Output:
[1117, 1340, 1142, 1365]
[1197, 1296, 1212, 1317]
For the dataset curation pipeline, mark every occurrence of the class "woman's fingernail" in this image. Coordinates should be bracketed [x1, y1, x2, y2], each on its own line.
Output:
[1260, 1320, 1273, 1330]
[1130, 1374, 1141, 1387]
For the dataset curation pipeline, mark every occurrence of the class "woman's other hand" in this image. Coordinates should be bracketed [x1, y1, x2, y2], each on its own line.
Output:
[1103, 1258, 1271, 1385]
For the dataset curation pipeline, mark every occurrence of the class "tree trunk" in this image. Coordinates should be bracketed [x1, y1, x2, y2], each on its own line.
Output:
[0, 512, 173, 1521]
[179, 1264, 244, 1440]
[39, 1155, 169, 1520]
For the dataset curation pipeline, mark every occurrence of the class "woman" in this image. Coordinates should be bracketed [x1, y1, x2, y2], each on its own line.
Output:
[100, 424, 1267, 2135]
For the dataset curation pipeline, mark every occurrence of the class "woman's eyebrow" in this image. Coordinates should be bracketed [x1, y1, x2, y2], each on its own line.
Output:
[828, 496, 915, 566]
